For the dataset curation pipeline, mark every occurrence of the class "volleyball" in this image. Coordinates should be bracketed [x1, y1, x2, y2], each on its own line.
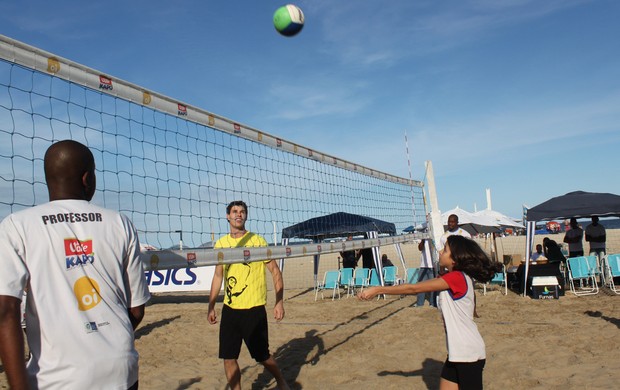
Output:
[273, 4, 305, 37]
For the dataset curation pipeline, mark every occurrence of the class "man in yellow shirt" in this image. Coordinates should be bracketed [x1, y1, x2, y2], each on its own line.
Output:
[208, 201, 289, 390]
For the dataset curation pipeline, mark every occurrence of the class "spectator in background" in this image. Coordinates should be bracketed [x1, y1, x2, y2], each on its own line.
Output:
[543, 237, 567, 264]
[585, 216, 606, 259]
[440, 214, 471, 250]
[340, 235, 357, 269]
[416, 239, 437, 308]
[563, 217, 584, 257]
[381, 254, 394, 268]
[531, 244, 545, 261]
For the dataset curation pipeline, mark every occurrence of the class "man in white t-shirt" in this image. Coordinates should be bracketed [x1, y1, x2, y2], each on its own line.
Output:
[563, 217, 584, 257]
[440, 214, 472, 250]
[0, 140, 151, 389]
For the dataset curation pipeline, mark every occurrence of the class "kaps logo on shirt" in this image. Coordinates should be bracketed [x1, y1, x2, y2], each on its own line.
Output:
[65, 238, 95, 270]
[74, 276, 102, 311]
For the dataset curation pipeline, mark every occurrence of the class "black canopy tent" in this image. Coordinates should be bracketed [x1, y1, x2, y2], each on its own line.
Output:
[526, 191, 620, 221]
[281, 212, 398, 287]
[282, 212, 396, 239]
[523, 191, 620, 296]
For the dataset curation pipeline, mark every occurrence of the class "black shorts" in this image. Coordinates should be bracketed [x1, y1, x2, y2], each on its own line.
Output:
[219, 304, 270, 362]
[441, 358, 485, 389]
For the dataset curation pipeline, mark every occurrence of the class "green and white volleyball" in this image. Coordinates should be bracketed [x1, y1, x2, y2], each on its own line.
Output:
[273, 4, 304, 37]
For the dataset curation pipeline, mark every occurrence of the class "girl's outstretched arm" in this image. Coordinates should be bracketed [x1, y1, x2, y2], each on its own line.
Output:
[358, 277, 449, 300]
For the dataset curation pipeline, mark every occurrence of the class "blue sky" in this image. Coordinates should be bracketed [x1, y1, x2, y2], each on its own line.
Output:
[1, 0, 619, 220]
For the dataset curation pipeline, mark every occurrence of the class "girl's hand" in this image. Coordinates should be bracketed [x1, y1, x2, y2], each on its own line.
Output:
[358, 287, 378, 300]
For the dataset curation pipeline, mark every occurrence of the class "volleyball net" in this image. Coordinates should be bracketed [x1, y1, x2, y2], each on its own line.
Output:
[0, 35, 430, 286]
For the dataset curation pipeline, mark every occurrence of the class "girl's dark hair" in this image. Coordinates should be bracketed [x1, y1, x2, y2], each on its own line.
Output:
[446, 235, 502, 283]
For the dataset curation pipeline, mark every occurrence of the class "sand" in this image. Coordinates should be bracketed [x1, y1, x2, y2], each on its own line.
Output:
[130, 285, 620, 390]
[2, 230, 620, 389]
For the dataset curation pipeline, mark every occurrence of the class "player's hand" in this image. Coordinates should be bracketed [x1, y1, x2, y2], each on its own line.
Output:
[274, 301, 285, 322]
[207, 308, 218, 324]
[358, 287, 378, 300]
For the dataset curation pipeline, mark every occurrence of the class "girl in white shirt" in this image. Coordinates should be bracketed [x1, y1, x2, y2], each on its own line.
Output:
[359, 235, 500, 390]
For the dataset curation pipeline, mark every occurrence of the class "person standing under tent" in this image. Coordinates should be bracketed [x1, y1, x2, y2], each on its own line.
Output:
[0, 140, 150, 389]
[359, 235, 501, 390]
[416, 239, 437, 307]
[340, 235, 358, 269]
[440, 214, 472, 250]
[585, 216, 606, 284]
[563, 217, 584, 257]
[585, 216, 606, 258]
[208, 200, 289, 390]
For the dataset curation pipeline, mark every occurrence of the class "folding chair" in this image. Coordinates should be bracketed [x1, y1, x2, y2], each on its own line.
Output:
[603, 254, 620, 294]
[315, 270, 341, 301]
[368, 269, 381, 287]
[483, 263, 507, 295]
[566, 256, 598, 296]
[404, 267, 420, 284]
[339, 268, 355, 297]
[382, 266, 401, 285]
[352, 268, 370, 293]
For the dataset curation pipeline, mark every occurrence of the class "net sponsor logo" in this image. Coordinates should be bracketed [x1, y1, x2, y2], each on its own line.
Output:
[286, 247, 291, 256]
[47, 57, 61, 74]
[187, 252, 197, 266]
[145, 268, 198, 286]
[233, 123, 241, 133]
[243, 249, 251, 261]
[142, 91, 152, 105]
[99, 75, 113, 91]
[74, 277, 102, 311]
[65, 238, 95, 270]
[178, 104, 187, 116]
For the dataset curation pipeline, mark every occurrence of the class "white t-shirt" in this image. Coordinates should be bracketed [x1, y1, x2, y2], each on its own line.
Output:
[419, 240, 434, 269]
[439, 228, 472, 249]
[585, 223, 606, 250]
[0, 199, 151, 389]
[438, 271, 485, 362]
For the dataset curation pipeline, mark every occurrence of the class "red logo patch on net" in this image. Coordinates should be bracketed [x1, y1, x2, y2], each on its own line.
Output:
[65, 239, 93, 256]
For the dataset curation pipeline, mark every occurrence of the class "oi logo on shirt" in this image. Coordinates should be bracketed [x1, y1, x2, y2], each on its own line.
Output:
[74, 276, 102, 311]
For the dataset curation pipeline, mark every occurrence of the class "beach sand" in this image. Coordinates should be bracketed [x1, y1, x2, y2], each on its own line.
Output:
[2, 230, 619, 389]
[132, 285, 619, 390]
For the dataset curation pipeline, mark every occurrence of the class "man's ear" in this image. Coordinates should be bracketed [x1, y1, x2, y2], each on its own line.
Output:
[82, 170, 96, 200]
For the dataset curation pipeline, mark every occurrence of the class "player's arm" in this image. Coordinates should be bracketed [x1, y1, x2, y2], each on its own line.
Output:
[266, 260, 285, 321]
[208, 265, 224, 324]
[128, 305, 145, 330]
[359, 277, 449, 300]
[0, 295, 28, 390]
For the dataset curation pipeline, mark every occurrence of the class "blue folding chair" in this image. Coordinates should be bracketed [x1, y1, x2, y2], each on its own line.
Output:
[382, 266, 401, 285]
[566, 256, 598, 296]
[483, 264, 507, 295]
[315, 270, 341, 301]
[368, 269, 382, 287]
[405, 267, 420, 284]
[352, 268, 370, 293]
[339, 268, 355, 298]
[603, 254, 620, 294]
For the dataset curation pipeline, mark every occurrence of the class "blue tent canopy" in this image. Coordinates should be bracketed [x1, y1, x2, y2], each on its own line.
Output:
[282, 212, 396, 240]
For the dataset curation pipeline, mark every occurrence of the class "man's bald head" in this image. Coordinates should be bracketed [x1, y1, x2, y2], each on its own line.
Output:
[44, 140, 96, 201]
[447, 214, 459, 231]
